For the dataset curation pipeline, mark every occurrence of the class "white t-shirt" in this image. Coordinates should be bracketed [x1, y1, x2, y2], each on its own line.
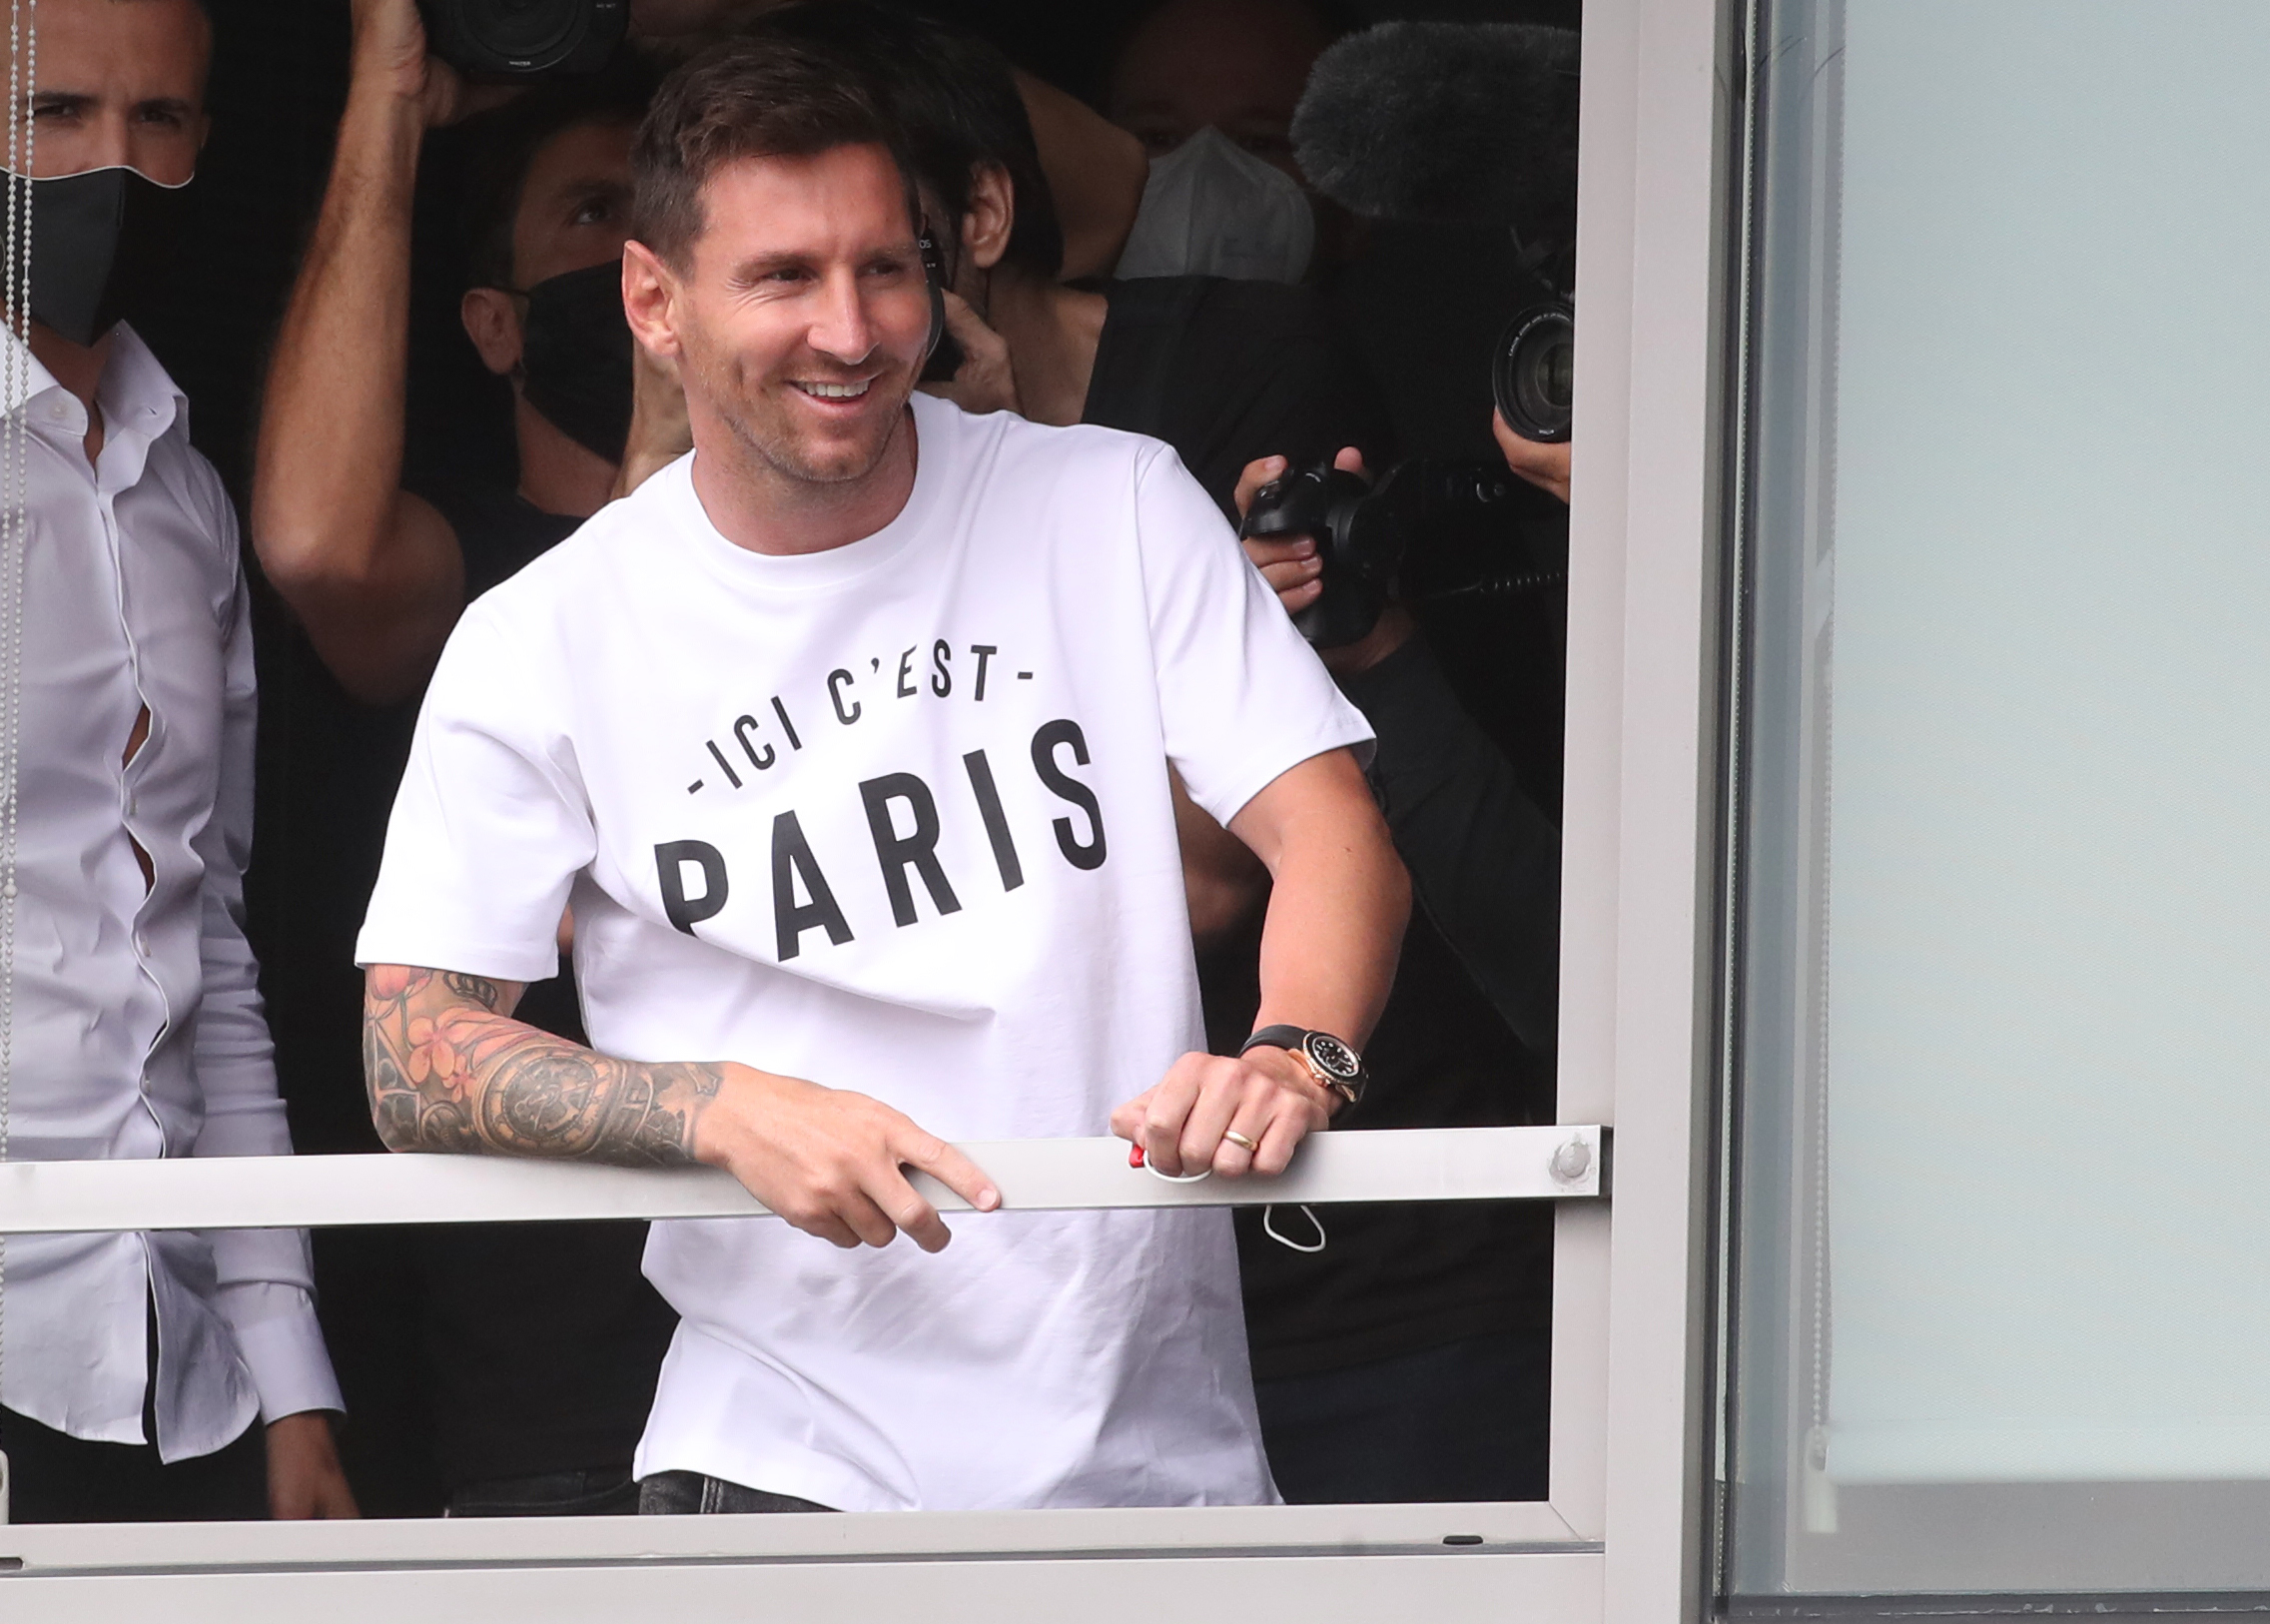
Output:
[358, 394, 1373, 1512]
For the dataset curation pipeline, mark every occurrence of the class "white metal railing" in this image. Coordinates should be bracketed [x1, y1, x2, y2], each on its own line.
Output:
[0, 1126, 1605, 1233]
[0, 1124, 1609, 1587]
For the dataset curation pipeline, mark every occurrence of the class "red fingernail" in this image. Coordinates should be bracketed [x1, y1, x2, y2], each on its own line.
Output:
[1130, 1145, 1146, 1168]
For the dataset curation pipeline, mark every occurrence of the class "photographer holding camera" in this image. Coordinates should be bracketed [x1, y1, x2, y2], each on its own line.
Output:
[1217, 435, 1563, 1504]
[1164, 18, 1580, 1504]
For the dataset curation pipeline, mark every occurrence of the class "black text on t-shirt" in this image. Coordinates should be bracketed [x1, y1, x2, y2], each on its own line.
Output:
[655, 715, 1108, 961]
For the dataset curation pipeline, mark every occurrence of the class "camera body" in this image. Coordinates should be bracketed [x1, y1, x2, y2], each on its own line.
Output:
[418, 0, 628, 78]
[1242, 458, 1570, 648]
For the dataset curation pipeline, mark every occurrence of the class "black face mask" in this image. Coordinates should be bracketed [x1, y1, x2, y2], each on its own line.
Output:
[24, 167, 195, 348]
[514, 259, 634, 463]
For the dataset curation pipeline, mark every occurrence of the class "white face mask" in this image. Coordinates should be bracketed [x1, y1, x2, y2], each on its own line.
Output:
[1113, 125, 1316, 285]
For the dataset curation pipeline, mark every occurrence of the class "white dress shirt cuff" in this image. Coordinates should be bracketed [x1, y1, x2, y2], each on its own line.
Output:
[217, 1280, 346, 1423]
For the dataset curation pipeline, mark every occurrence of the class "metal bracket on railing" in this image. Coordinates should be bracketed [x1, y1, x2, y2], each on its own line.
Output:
[0, 1126, 1608, 1233]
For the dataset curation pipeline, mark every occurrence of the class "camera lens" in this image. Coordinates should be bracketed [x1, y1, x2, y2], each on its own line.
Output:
[1491, 303, 1575, 444]
[459, 0, 578, 62]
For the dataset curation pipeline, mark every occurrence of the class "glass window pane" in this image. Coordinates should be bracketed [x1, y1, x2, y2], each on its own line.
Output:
[1727, 0, 2270, 1595]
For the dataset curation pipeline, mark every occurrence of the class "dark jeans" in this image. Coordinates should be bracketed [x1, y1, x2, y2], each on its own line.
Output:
[449, 1464, 641, 1517]
[638, 1472, 835, 1515]
[1253, 1325, 1552, 1504]
[0, 1404, 266, 1523]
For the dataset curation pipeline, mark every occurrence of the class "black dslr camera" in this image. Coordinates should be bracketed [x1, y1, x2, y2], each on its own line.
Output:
[1242, 458, 1571, 648]
[418, 0, 628, 77]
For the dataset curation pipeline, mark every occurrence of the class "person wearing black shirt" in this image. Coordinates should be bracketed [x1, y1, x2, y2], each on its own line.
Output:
[1228, 437, 1567, 1502]
[1218, 577, 1563, 1500]
[249, 2, 674, 1516]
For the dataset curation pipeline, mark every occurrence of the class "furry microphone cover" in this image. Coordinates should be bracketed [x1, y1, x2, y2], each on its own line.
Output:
[1292, 21, 1581, 243]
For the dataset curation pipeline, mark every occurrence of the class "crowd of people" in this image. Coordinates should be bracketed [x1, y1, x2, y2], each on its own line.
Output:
[0, 0, 1575, 1523]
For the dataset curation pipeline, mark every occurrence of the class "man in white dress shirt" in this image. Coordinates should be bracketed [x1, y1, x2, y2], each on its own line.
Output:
[0, 0, 355, 1521]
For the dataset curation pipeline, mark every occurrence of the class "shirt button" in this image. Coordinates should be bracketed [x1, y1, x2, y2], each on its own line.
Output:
[134, 931, 149, 954]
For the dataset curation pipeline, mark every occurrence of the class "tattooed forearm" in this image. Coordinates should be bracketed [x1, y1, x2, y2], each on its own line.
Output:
[478, 1044, 722, 1165]
[363, 965, 723, 1166]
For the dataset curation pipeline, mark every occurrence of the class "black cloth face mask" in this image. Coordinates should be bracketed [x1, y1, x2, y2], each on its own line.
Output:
[24, 166, 195, 349]
[513, 259, 634, 463]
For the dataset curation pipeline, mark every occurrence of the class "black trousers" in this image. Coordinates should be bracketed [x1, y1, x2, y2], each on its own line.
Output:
[0, 1294, 267, 1523]
[1252, 1325, 1553, 1504]
[0, 1405, 266, 1523]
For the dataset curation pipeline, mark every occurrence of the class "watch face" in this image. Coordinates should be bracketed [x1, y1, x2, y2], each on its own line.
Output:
[1305, 1033, 1360, 1081]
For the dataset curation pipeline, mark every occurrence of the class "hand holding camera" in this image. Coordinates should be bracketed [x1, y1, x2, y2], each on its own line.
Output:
[1238, 442, 1568, 658]
[916, 291, 1022, 418]
[1236, 449, 1414, 677]
[355, 0, 524, 128]
[1492, 407, 1571, 504]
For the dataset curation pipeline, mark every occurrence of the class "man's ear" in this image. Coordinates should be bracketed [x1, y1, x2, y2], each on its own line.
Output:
[621, 239, 684, 360]
[961, 163, 1015, 278]
[460, 287, 525, 378]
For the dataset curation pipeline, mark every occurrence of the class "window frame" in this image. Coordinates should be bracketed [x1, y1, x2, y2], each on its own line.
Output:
[0, 0, 1738, 1613]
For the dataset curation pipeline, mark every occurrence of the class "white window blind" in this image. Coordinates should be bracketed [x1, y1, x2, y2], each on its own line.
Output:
[1818, 0, 2270, 1486]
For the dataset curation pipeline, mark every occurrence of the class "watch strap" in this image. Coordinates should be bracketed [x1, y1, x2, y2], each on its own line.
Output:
[1240, 1024, 1315, 1059]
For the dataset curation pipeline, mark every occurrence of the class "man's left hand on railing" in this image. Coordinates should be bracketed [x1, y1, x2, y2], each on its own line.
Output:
[1111, 1046, 1335, 1180]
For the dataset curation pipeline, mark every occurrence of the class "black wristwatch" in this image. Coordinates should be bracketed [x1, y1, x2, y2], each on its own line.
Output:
[1241, 1025, 1368, 1110]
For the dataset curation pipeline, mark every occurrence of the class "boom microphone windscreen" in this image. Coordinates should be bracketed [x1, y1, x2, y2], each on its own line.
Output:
[1291, 21, 1580, 240]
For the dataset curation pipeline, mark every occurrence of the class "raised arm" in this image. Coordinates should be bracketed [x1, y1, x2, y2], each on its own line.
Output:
[251, 0, 469, 704]
[1013, 69, 1147, 280]
[364, 965, 1001, 1249]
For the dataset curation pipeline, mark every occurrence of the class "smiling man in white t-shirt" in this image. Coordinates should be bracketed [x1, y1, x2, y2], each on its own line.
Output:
[356, 36, 1408, 1515]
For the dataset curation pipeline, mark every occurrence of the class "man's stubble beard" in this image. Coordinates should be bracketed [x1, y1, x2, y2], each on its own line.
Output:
[679, 316, 915, 491]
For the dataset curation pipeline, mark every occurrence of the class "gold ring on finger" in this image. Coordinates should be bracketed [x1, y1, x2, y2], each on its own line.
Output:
[1222, 1130, 1260, 1154]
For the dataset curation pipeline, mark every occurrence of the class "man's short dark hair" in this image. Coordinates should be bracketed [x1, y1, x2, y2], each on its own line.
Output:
[632, 34, 908, 269]
[461, 63, 657, 291]
[746, 3, 1064, 281]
